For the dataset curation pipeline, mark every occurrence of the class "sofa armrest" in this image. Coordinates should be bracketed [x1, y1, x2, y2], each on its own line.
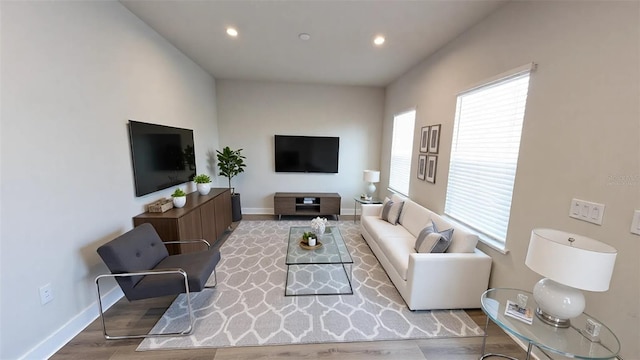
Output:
[405, 248, 492, 309]
[361, 203, 383, 217]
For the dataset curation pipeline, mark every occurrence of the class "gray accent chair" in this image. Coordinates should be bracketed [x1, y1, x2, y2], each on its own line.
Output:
[95, 223, 221, 339]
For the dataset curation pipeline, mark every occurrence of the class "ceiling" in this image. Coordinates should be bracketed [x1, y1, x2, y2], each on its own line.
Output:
[120, 0, 508, 87]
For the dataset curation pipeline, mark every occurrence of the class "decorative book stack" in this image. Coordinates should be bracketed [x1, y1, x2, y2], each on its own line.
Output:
[504, 300, 533, 324]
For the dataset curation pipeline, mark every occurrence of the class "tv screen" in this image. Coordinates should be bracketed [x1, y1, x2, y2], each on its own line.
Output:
[275, 135, 339, 173]
[128, 120, 196, 197]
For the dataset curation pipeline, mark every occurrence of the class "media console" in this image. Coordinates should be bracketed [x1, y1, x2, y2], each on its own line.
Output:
[274, 192, 341, 220]
[133, 188, 232, 255]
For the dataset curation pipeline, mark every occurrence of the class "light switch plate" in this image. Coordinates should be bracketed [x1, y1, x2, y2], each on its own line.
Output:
[631, 210, 640, 236]
[569, 198, 605, 225]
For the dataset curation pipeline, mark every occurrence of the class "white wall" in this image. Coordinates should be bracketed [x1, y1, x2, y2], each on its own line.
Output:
[383, 1, 639, 358]
[216, 80, 384, 214]
[0, 2, 219, 358]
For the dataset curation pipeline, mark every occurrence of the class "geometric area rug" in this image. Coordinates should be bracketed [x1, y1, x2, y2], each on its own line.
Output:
[137, 220, 483, 351]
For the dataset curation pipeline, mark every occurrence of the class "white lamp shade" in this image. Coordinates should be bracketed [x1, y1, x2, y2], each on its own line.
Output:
[363, 170, 380, 183]
[525, 228, 617, 292]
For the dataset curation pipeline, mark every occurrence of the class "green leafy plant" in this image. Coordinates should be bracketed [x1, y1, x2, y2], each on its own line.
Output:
[193, 174, 212, 184]
[171, 188, 186, 197]
[302, 232, 317, 242]
[216, 146, 246, 195]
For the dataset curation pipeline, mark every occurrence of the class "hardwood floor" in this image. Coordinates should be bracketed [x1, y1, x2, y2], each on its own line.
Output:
[51, 217, 527, 360]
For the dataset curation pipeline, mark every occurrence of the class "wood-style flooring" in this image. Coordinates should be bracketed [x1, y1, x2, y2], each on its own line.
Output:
[51, 216, 527, 360]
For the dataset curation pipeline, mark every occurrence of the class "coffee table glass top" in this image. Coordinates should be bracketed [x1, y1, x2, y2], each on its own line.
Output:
[286, 226, 353, 265]
[285, 226, 353, 296]
[481, 288, 620, 359]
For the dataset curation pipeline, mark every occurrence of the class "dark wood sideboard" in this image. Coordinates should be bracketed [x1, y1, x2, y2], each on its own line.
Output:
[133, 188, 232, 255]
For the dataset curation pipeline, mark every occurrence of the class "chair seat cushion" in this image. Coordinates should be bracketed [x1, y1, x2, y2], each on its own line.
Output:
[126, 248, 221, 301]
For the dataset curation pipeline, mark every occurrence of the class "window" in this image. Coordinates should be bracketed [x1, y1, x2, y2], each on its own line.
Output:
[388, 110, 416, 196]
[444, 64, 534, 248]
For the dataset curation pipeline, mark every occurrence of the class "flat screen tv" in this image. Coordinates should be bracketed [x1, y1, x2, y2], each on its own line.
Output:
[128, 120, 196, 197]
[274, 135, 339, 173]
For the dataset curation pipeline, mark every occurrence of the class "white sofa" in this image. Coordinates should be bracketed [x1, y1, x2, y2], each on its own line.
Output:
[360, 194, 492, 310]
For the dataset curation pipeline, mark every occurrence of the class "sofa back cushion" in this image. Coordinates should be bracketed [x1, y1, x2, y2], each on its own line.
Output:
[398, 199, 433, 238]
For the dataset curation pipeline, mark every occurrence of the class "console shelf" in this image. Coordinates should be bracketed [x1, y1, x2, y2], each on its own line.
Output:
[274, 192, 341, 220]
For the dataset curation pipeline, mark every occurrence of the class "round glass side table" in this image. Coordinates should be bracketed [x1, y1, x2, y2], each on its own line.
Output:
[480, 288, 620, 360]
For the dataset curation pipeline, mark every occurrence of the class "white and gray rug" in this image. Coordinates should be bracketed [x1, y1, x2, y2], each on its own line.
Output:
[137, 220, 483, 351]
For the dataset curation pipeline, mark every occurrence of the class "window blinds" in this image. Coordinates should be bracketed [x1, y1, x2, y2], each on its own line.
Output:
[444, 70, 532, 245]
[388, 110, 416, 196]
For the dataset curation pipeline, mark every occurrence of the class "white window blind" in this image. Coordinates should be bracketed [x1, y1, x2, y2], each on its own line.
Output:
[444, 68, 532, 246]
[388, 110, 416, 196]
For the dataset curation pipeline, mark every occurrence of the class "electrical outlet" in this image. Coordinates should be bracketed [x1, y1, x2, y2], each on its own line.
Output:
[39, 283, 54, 305]
[569, 198, 605, 225]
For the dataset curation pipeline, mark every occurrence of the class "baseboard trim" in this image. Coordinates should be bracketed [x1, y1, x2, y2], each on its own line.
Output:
[19, 286, 123, 360]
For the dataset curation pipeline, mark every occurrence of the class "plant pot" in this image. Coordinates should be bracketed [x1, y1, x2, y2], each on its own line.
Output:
[231, 193, 242, 221]
[173, 196, 186, 208]
[197, 183, 211, 195]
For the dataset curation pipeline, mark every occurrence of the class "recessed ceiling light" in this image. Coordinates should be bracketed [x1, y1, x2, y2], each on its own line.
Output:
[226, 27, 238, 37]
[373, 35, 385, 46]
[299, 33, 311, 41]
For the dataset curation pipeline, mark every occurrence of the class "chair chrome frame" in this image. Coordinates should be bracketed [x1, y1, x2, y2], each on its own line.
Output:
[95, 239, 216, 340]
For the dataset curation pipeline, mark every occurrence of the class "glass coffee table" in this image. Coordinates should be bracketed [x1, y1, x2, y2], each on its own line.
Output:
[480, 288, 620, 360]
[285, 226, 353, 296]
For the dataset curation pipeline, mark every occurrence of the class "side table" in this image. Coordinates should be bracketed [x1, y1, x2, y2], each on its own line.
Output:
[353, 197, 383, 223]
[480, 288, 620, 360]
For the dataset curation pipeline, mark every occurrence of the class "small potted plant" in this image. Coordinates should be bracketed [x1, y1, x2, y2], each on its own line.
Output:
[171, 188, 187, 208]
[193, 174, 212, 195]
[302, 231, 317, 247]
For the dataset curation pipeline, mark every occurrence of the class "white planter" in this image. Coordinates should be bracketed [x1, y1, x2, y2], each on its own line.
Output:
[173, 196, 186, 208]
[197, 182, 211, 195]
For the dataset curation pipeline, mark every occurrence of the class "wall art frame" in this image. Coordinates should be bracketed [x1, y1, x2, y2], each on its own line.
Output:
[417, 154, 427, 180]
[426, 154, 437, 184]
[419, 126, 430, 153]
[428, 124, 441, 154]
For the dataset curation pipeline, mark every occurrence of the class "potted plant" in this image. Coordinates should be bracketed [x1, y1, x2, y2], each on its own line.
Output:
[193, 173, 212, 195]
[171, 188, 187, 208]
[216, 146, 246, 221]
[302, 231, 317, 246]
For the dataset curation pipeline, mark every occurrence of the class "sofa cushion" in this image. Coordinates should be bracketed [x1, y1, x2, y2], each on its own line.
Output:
[399, 200, 433, 238]
[362, 215, 407, 246]
[377, 234, 416, 280]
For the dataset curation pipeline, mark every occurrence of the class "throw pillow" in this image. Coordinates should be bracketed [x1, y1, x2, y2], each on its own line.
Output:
[415, 221, 455, 253]
[386, 201, 404, 225]
[431, 221, 454, 253]
[380, 200, 394, 221]
[415, 224, 435, 251]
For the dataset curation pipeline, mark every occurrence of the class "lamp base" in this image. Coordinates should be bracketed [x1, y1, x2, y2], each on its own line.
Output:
[366, 182, 376, 198]
[532, 278, 585, 328]
[535, 307, 571, 328]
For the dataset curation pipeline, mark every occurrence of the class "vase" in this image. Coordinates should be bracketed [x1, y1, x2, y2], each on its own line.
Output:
[173, 196, 186, 208]
[197, 183, 211, 195]
[316, 224, 325, 235]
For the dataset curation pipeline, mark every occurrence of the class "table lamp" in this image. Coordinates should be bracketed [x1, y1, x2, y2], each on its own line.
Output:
[363, 170, 380, 199]
[525, 228, 617, 327]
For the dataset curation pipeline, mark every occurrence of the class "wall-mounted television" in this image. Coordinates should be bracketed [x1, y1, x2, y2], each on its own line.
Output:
[274, 135, 339, 173]
[128, 120, 196, 197]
